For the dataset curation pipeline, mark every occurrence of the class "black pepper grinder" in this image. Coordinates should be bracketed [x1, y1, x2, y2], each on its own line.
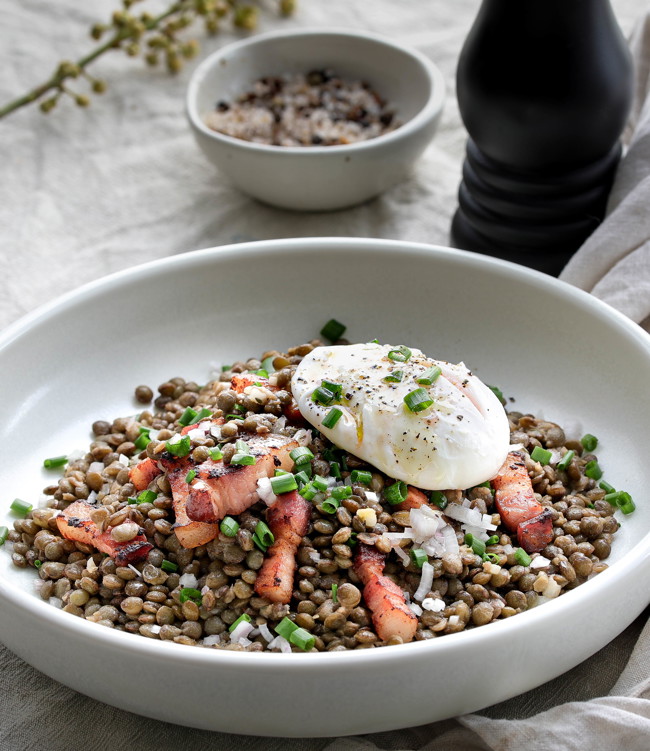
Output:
[451, 0, 634, 276]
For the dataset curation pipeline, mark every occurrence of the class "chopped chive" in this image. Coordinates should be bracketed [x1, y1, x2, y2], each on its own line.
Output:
[584, 460, 603, 480]
[275, 616, 299, 641]
[339, 454, 348, 472]
[514, 548, 532, 566]
[193, 408, 213, 422]
[383, 370, 404, 383]
[134, 432, 151, 451]
[274, 469, 291, 476]
[599, 479, 616, 494]
[320, 319, 346, 343]
[137, 490, 157, 504]
[226, 414, 245, 421]
[321, 381, 343, 399]
[530, 446, 552, 465]
[404, 387, 433, 413]
[346, 531, 358, 547]
[322, 407, 343, 429]
[464, 533, 486, 557]
[221, 364, 232, 372]
[331, 583, 338, 603]
[486, 535, 499, 546]
[617, 492, 636, 515]
[312, 386, 336, 406]
[254, 520, 274, 548]
[261, 355, 275, 373]
[604, 491, 625, 506]
[331, 486, 353, 501]
[34, 559, 42, 568]
[165, 435, 191, 457]
[351, 470, 372, 486]
[178, 407, 199, 426]
[43, 455, 67, 469]
[485, 553, 501, 564]
[409, 548, 427, 568]
[581, 433, 599, 452]
[387, 345, 412, 363]
[233, 404, 246, 414]
[270, 473, 298, 495]
[384, 480, 408, 505]
[185, 469, 197, 484]
[289, 627, 315, 651]
[311, 475, 329, 492]
[0, 526, 8, 545]
[488, 385, 505, 403]
[416, 366, 442, 385]
[329, 460, 341, 479]
[299, 482, 318, 501]
[179, 587, 202, 605]
[235, 439, 250, 453]
[220, 516, 239, 537]
[253, 369, 268, 379]
[229, 613, 252, 632]
[321, 497, 341, 514]
[430, 490, 448, 510]
[161, 560, 178, 573]
[557, 450, 575, 471]
[230, 453, 256, 466]
[294, 470, 311, 488]
[290, 447, 314, 465]
[210, 447, 224, 461]
[10, 498, 32, 516]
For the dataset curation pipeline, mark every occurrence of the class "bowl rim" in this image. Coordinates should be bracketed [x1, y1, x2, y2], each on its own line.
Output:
[185, 27, 446, 155]
[1, 237, 650, 674]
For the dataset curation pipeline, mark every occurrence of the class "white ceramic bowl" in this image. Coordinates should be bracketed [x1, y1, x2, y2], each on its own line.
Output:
[1, 238, 649, 737]
[186, 29, 445, 210]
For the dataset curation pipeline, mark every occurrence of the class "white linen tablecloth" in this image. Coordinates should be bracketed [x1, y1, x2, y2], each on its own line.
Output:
[1, 2, 649, 749]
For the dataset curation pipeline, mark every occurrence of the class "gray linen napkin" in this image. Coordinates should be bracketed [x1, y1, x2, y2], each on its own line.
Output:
[560, 12, 650, 333]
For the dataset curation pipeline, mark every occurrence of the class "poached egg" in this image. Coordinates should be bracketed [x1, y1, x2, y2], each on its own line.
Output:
[291, 342, 510, 490]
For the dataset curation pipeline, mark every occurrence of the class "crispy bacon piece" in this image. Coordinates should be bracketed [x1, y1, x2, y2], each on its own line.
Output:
[167, 470, 219, 549]
[517, 509, 554, 554]
[162, 433, 299, 524]
[254, 491, 312, 603]
[354, 543, 418, 643]
[129, 457, 161, 492]
[492, 451, 554, 553]
[231, 374, 270, 392]
[56, 501, 152, 565]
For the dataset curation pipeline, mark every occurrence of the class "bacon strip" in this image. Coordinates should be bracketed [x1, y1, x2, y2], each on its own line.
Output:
[254, 491, 312, 603]
[129, 457, 161, 492]
[395, 485, 429, 511]
[56, 501, 152, 565]
[161, 433, 299, 524]
[354, 543, 418, 643]
[492, 451, 554, 553]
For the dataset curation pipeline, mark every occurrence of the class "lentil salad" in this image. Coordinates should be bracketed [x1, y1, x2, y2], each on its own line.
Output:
[3, 332, 631, 653]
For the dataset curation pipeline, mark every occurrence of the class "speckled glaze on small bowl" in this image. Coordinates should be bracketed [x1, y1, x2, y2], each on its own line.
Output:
[1, 239, 649, 737]
[186, 29, 445, 210]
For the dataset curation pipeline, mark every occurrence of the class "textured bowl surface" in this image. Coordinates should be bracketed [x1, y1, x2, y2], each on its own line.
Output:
[186, 29, 445, 210]
[1, 238, 649, 736]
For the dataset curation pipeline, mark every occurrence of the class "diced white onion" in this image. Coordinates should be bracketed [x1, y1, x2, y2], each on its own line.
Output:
[383, 531, 414, 542]
[543, 577, 562, 599]
[268, 635, 292, 653]
[409, 602, 423, 616]
[530, 556, 551, 569]
[256, 477, 277, 507]
[201, 585, 211, 595]
[118, 454, 130, 467]
[441, 525, 460, 555]
[410, 507, 442, 542]
[230, 621, 254, 642]
[210, 425, 222, 440]
[128, 564, 141, 577]
[187, 427, 206, 441]
[49, 597, 63, 608]
[68, 449, 84, 462]
[393, 545, 411, 566]
[414, 561, 434, 601]
[422, 597, 446, 613]
[179, 573, 198, 589]
[88, 461, 105, 475]
[365, 491, 379, 503]
[150, 624, 161, 634]
[258, 623, 274, 643]
[237, 637, 252, 647]
[86, 491, 98, 505]
[448, 614, 460, 627]
[293, 429, 312, 446]
[203, 635, 221, 646]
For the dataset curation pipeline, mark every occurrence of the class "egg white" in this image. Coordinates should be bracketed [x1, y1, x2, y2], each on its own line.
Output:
[291, 342, 510, 490]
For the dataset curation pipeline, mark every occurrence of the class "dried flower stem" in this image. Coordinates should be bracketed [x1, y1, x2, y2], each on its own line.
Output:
[0, 0, 294, 119]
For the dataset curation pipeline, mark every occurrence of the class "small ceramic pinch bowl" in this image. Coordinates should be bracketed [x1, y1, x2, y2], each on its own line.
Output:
[186, 29, 445, 210]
